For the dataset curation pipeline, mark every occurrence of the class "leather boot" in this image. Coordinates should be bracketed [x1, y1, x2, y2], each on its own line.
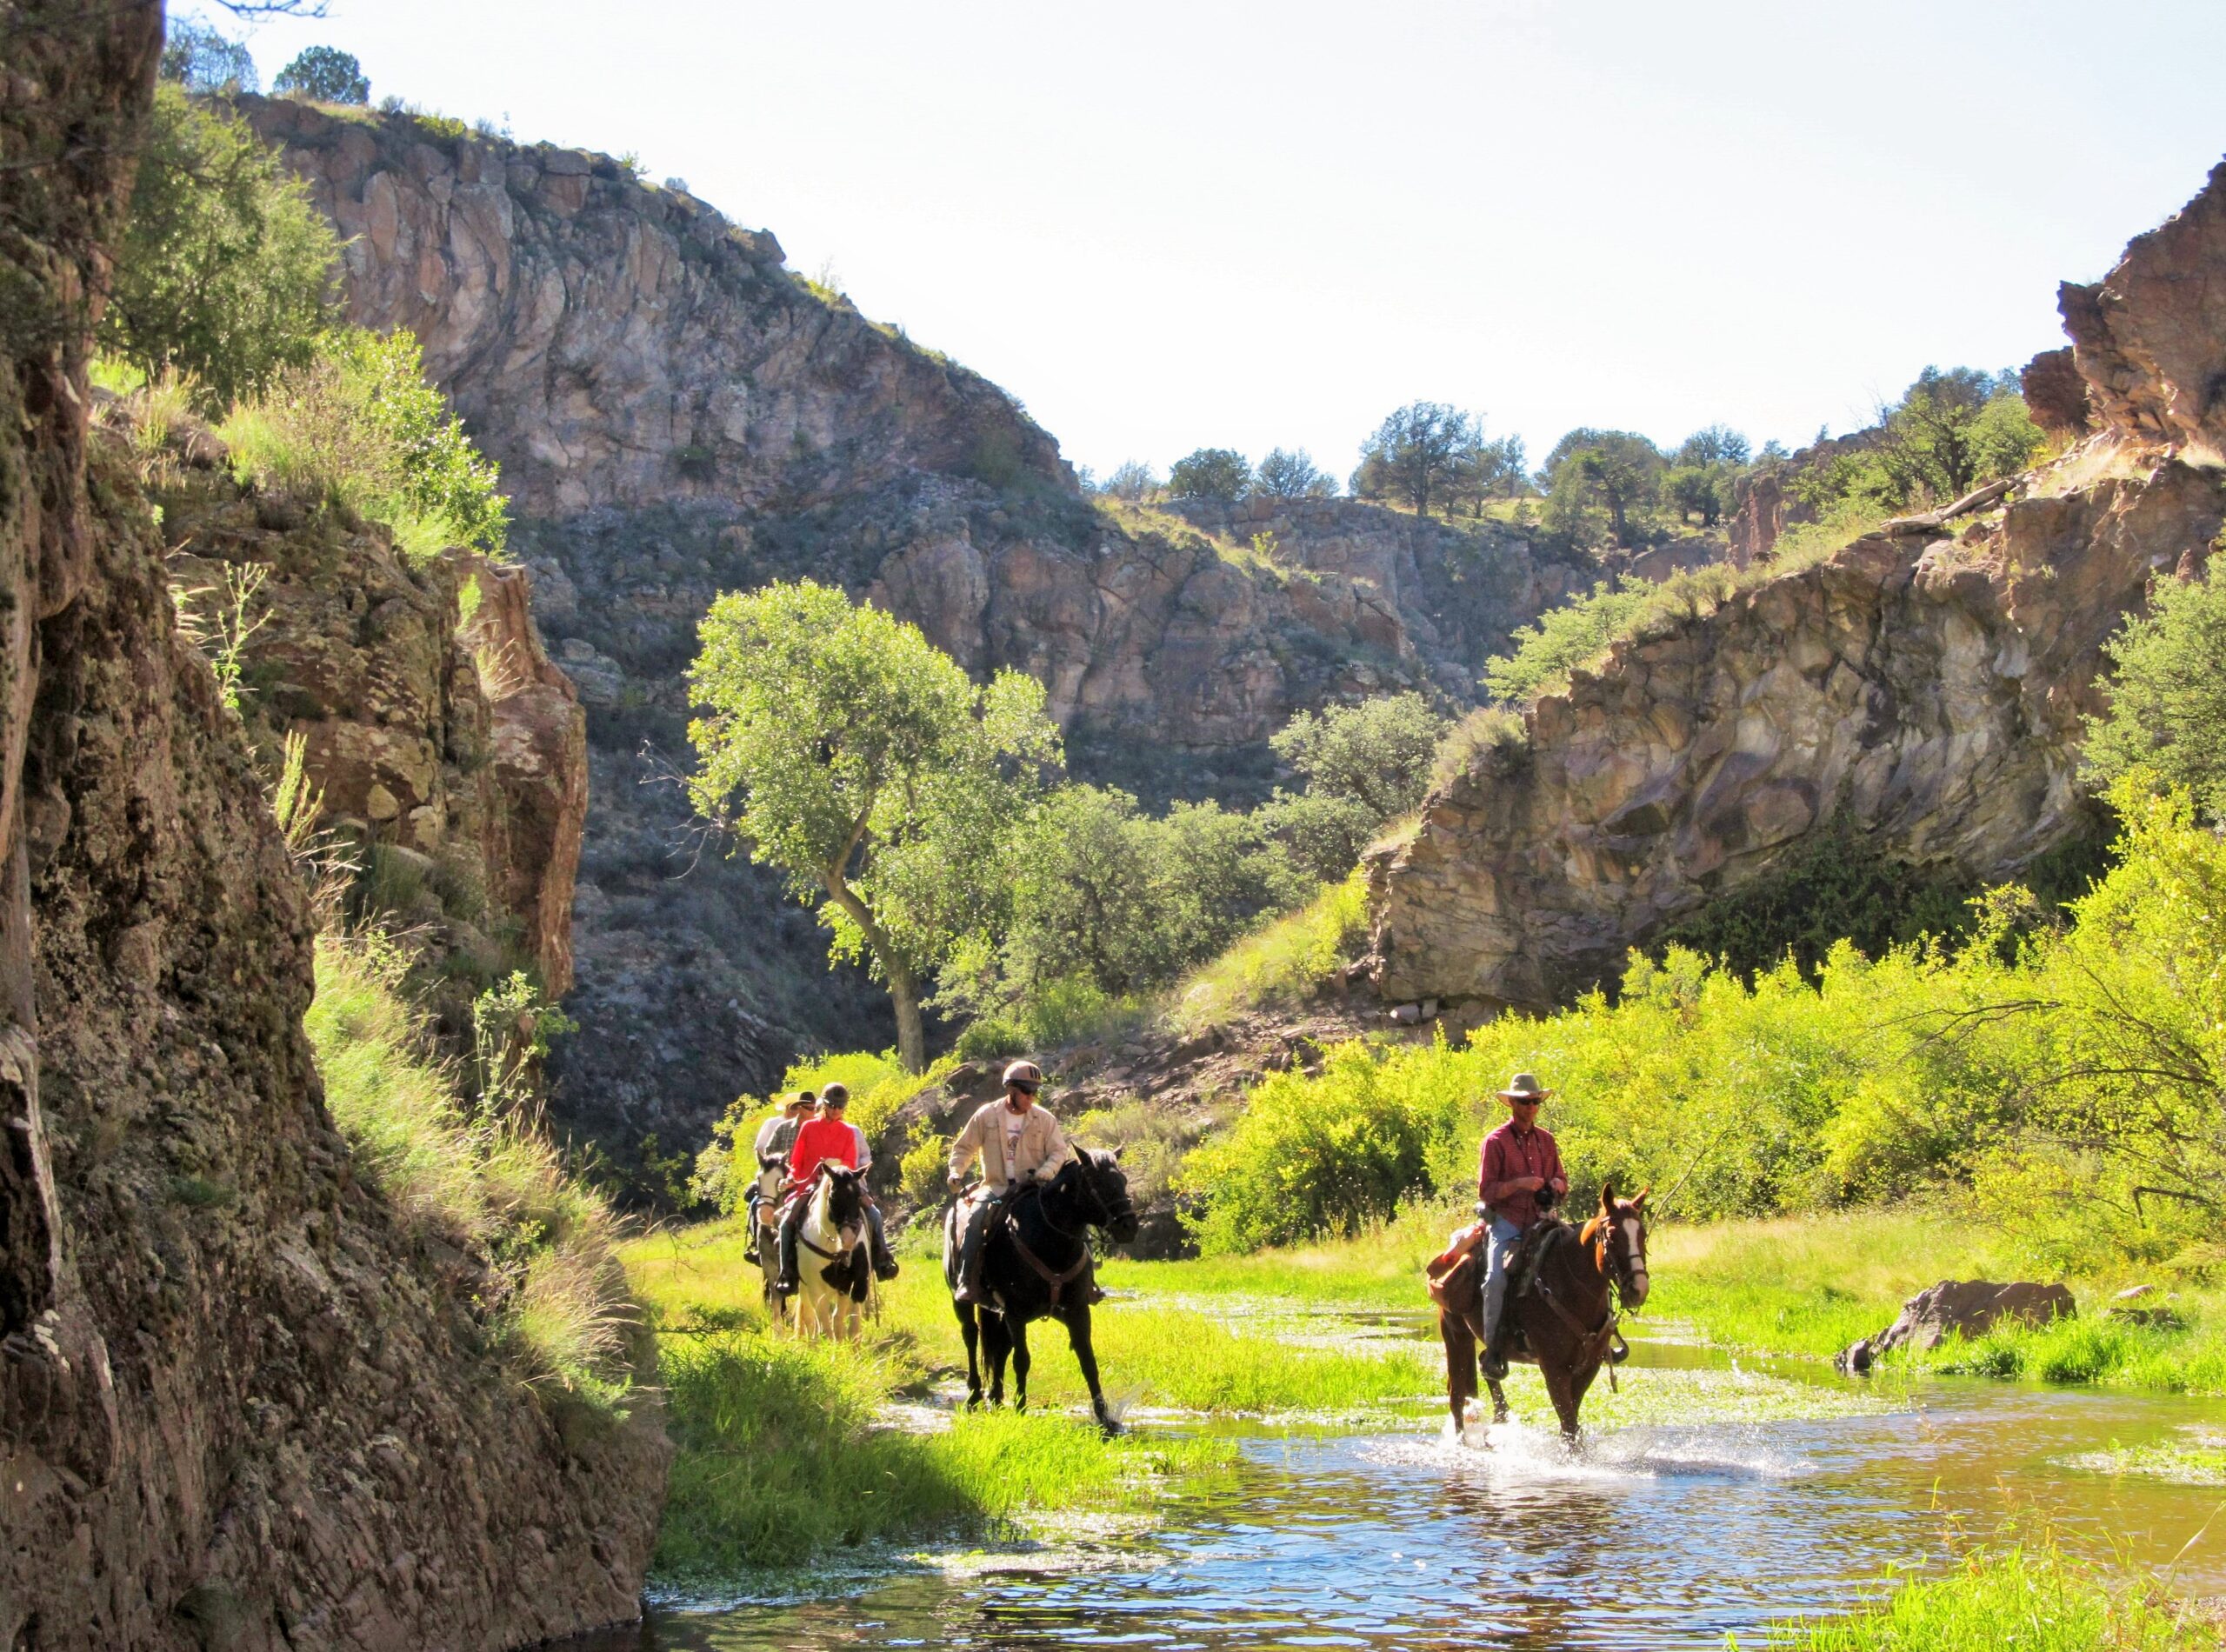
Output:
[774, 1212, 800, 1296]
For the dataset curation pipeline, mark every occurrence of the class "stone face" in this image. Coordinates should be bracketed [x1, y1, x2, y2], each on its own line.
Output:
[0, 25, 662, 1646]
[1370, 164, 2226, 1016]
[2059, 159, 2226, 460]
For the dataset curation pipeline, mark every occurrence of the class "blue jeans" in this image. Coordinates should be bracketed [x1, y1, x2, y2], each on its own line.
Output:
[1480, 1216, 1523, 1349]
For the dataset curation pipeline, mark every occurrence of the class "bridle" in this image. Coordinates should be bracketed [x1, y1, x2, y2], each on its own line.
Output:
[1596, 1204, 1650, 1311]
[1036, 1152, 1128, 1240]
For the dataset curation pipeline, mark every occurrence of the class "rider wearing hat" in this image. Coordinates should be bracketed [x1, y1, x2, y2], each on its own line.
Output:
[745, 1089, 815, 1229]
[946, 1060, 1072, 1304]
[773, 1082, 899, 1296]
[1476, 1070, 1569, 1381]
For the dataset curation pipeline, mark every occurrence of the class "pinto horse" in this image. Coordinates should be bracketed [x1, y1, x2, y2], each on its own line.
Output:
[1429, 1182, 1650, 1439]
[792, 1165, 873, 1339]
[943, 1149, 1139, 1432]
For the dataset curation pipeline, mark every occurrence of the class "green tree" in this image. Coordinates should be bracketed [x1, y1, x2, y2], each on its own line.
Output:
[100, 85, 338, 410]
[1003, 785, 1167, 997]
[1662, 463, 1730, 527]
[1351, 403, 1477, 517]
[1102, 460, 1158, 501]
[160, 17, 259, 93]
[1799, 369, 2045, 511]
[1540, 428, 1663, 545]
[1168, 447, 1252, 500]
[1254, 446, 1336, 499]
[2085, 558, 2226, 820]
[1259, 693, 1446, 881]
[686, 581, 1061, 1071]
[1675, 424, 1750, 467]
[274, 46, 370, 104]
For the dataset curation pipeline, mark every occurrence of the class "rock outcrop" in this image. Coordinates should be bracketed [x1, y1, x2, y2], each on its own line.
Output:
[0, 13, 663, 1648]
[1370, 164, 2226, 1014]
[1836, 1280, 2076, 1373]
[238, 95, 1591, 1183]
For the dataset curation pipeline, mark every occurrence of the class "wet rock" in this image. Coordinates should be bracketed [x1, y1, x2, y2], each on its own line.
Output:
[1836, 1279, 2077, 1372]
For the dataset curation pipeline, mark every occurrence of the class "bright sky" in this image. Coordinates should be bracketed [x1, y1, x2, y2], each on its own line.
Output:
[216, 1, 2226, 485]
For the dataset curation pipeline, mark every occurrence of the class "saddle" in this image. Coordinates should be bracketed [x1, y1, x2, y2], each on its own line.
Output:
[1423, 1216, 1574, 1364]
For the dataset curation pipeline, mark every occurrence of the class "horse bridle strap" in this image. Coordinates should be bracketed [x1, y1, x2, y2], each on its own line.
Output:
[1006, 1217, 1091, 1308]
[1533, 1278, 1621, 1388]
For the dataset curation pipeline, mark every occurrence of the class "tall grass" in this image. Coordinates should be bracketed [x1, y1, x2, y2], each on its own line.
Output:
[1767, 1545, 2215, 1650]
[1170, 869, 1367, 1034]
[624, 1224, 1241, 1579]
[308, 933, 636, 1404]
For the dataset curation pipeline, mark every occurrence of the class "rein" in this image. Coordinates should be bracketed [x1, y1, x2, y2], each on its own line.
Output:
[1004, 1158, 1110, 1308]
[1530, 1219, 1642, 1390]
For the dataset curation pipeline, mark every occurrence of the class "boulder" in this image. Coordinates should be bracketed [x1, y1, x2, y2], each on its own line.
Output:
[1836, 1279, 2076, 1373]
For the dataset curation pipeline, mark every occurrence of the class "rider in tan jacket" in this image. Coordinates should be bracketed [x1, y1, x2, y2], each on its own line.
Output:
[947, 1060, 1071, 1302]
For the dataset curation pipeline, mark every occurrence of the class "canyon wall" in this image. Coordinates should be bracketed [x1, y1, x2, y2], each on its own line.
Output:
[1370, 165, 2226, 1016]
[242, 96, 1585, 1178]
[0, 11, 664, 1647]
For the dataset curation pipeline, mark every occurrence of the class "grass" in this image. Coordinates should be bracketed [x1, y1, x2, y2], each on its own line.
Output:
[1763, 1544, 2216, 1650]
[623, 1224, 1247, 1579]
[308, 932, 636, 1406]
[1169, 868, 1368, 1034]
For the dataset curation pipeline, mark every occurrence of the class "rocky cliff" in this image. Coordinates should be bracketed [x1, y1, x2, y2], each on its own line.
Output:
[160, 447, 587, 1015]
[1369, 165, 2226, 1016]
[0, 10, 664, 1647]
[238, 95, 1587, 1182]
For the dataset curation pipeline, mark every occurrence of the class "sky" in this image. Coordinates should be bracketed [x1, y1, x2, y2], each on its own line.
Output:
[211, 0, 2226, 485]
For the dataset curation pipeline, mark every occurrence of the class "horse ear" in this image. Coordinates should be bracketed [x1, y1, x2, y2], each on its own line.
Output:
[1599, 1179, 1616, 1212]
[1107, 1146, 1123, 1163]
[1632, 1185, 1650, 1209]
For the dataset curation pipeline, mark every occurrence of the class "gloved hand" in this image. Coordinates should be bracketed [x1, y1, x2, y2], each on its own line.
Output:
[947, 1176, 966, 1196]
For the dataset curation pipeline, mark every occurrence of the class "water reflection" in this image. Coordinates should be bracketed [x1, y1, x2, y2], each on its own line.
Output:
[593, 1362, 2226, 1651]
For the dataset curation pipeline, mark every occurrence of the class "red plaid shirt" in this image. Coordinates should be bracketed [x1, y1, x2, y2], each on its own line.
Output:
[1478, 1120, 1564, 1230]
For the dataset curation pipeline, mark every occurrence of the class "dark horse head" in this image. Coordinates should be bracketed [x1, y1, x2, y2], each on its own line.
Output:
[1583, 1180, 1650, 1311]
[1053, 1148, 1139, 1246]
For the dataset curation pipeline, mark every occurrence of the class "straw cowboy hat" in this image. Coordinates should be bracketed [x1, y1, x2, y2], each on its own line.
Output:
[1497, 1071, 1555, 1101]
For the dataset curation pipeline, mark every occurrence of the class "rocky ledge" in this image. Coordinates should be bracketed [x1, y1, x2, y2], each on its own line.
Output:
[1369, 163, 2226, 1015]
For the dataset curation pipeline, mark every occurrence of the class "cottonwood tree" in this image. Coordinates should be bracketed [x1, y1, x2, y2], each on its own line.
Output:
[1259, 692, 1447, 881]
[687, 580, 1062, 1071]
[1352, 403, 1477, 517]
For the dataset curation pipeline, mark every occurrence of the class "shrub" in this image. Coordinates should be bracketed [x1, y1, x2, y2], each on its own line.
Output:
[1178, 1040, 1465, 1253]
[101, 86, 339, 410]
[2084, 554, 2226, 820]
[1430, 706, 1527, 790]
[1258, 693, 1445, 883]
[219, 327, 509, 558]
[1167, 447, 1252, 501]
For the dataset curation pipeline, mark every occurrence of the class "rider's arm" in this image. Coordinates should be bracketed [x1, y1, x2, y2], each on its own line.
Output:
[946, 1109, 983, 1183]
[1031, 1109, 1071, 1181]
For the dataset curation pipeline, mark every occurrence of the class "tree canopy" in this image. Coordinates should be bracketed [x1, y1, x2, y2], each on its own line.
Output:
[2086, 558, 2226, 822]
[160, 17, 259, 93]
[1260, 692, 1445, 882]
[274, 46, 370, 104]
[101, 86, 338, 410]
[1168, 447, 1253, 501]
[1254, 447, 1336, 499]
[1351, 403, 1477, 517]
[687, 581, 1062, 1070]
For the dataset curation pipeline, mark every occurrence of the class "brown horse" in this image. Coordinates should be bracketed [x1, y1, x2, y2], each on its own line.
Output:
[1428, 1182, 1650, 1440]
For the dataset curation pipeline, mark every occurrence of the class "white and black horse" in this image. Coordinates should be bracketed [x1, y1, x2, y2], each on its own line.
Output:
[792, 1164, 873, 1340]
[943, 1149, 1138, 1432]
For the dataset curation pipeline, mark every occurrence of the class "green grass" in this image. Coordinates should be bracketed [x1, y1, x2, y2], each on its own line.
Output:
[1169, 869, 1368, 1034]
[1763, 1545, 2216, 1650]
[623, 1223, 1244, 1579]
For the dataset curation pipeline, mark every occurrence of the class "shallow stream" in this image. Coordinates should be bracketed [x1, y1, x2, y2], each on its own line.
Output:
[593, 1320, 2226, 1650]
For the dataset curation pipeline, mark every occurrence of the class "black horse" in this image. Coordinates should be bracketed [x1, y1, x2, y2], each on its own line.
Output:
[943, 1149, 1139, 1432]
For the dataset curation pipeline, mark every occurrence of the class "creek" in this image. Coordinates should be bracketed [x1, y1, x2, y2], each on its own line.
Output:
[596, 1322, 2225, 1650]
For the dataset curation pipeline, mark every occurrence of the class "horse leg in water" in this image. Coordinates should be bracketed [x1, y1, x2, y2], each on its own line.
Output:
[1483, 1374, 1510, 1427]
[1008, 1316, 1032, 1412]
[980, 1310, 1013, 1407]
[1541, 1356, 1589, 1442]
[953, 1300, 984, 1408]
[1060, 1302, 1119, 1435]
[1437, 1309, 1477, 1434]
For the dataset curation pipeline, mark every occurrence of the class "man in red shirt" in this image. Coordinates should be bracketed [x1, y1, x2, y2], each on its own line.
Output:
[773, 1084, 896, 1296]
[1476, 1070, 1569, 1380]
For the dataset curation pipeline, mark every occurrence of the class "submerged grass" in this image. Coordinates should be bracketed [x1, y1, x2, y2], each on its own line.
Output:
[1764, 1544, 2216, 1650]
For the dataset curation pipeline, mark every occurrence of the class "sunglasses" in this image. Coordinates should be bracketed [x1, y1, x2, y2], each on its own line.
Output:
[1510, 1097, 1543, 1106]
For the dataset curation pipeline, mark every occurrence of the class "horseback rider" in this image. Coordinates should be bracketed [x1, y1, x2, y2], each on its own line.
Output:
[744, 1089, 814, 1228]
[946, 1060, 1071, 1305]
[1476, 1070, 1569, 1381]
[772, 1082, 899, 1296]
